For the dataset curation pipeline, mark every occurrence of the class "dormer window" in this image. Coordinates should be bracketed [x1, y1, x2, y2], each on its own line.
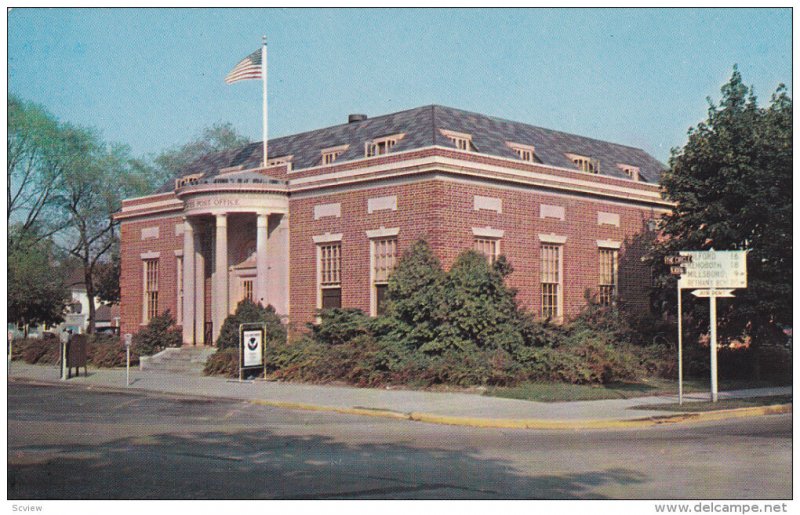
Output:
[267, 155, 293, 171]
[366, 134, 404, 157]
[617, 164, 641, 181]
[321, 144, 349, 165]
[566, 153, 599, 174]
[440, 129, 476, 151]
[175, 173, 203, 189]
[507, 142, 538, 163]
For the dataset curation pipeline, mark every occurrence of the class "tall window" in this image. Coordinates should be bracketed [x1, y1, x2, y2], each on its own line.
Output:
[598, 248, 618, 306]
[143, 259, 159, 323]
[474, 238, 500, 265]
[540, 244, 562, 319]
[242, 279, 254, 303]
[372, 238, 397, 315]
[176, 256, 183, 325]
[319, 243, 342, 309]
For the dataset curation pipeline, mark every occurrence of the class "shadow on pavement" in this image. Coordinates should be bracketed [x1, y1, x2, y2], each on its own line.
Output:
[8, 428, 646, 500]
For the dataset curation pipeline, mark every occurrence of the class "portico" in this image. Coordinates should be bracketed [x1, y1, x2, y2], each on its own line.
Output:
[176, 179, 289, 345]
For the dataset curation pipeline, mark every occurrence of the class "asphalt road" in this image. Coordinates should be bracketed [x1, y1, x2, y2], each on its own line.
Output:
[7, 381, 792, 500]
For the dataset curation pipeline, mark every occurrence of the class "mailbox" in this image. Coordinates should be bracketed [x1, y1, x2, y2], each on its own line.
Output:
[66, 334, 88, 378]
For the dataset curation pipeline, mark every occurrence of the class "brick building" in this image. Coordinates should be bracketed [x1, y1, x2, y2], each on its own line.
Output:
[116, 105, 671, 345]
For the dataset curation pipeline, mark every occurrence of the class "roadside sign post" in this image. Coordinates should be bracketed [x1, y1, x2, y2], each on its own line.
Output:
[8, 331, 12, 373]
[61, 331, 69, 381]
[709, 292, 718, 402]
[124, 333, 133, 387]
[674, 249, 747, 402]
[666, 255, 692, 405]
[677, 285, 683, 405]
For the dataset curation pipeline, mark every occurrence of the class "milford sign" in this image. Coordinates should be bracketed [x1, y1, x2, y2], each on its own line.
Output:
[677, 250, 747, 290]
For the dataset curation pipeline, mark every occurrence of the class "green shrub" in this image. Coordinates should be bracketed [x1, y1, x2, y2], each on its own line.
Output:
[378, 240, 447, 351]
[203, 348, 239, 378]
[133, 310, 181, 356]
[309, 308, 371, 346]
[229, 240, 680, 388]
[13, 337, 61, 365]
[216, 300, 286, 349]
[436, 251, 525, 353]
[88, 338, 139, 368]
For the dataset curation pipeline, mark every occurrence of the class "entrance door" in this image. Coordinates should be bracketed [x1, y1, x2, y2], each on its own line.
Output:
[204, 322, 213, 346]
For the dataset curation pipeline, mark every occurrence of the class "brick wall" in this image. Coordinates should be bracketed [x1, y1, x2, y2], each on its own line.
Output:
[288, 178, 658, 324]
[119, 215, 184, 337]
[289, 181, 443, 323]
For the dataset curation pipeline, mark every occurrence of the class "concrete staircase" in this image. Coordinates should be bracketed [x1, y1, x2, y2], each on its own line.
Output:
[139, 346, 217, 374]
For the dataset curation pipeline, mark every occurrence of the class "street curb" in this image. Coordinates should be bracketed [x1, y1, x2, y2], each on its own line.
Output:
[9, 375, 792, 431]
[248, 397, 792, 430]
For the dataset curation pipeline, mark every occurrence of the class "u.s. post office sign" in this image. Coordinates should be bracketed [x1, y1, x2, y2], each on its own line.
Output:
[677, 250, 747, 290]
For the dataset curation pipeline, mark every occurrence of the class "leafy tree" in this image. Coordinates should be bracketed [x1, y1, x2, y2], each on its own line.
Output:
[54, 130, 149, 333]
[151, 122, 251, 187]
[8, 228, 70, 333]
[7, 96, 68, 251]
[653, 67, 792, 349]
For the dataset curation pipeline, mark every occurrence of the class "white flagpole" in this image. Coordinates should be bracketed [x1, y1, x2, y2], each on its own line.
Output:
[262, 35, 268, 166]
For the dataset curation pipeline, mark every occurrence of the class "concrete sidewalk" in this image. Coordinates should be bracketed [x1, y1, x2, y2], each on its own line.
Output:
[7, 362, 792, 429]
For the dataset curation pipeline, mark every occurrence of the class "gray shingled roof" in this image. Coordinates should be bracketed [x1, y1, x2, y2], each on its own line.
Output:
[158, 105, 665, 193]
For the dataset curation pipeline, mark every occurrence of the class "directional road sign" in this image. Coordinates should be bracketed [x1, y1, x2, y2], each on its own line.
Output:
[677, 250, 747, 290]
[691, 289, 735, 298]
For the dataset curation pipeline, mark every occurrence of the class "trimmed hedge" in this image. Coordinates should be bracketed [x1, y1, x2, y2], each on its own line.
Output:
[10, 334, 140, 368]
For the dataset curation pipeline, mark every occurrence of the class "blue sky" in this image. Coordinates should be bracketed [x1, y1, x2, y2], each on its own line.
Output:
[8, 7, 792, 164]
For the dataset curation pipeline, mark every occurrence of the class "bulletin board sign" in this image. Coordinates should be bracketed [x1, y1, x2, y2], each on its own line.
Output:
[239, 322, 266, 380]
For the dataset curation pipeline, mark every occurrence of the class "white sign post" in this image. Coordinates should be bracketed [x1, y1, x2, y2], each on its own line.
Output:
[676, 249, 747, 403]
[666, 255, 692, 405]
[124, 333, 133, 387]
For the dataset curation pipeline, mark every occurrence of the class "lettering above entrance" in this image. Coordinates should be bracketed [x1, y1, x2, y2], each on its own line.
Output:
[181, 191, 288, 216]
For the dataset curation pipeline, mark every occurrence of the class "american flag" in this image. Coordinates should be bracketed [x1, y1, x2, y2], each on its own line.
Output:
[225, 48, 263, 84]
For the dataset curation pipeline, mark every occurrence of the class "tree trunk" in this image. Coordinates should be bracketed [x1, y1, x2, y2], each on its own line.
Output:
[84, 265, 96, 334]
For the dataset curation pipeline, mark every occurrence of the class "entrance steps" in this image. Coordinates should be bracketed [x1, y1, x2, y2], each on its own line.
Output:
[139, 346, 217, 374]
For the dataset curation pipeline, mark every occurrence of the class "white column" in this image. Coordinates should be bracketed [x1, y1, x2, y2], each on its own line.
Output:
[194, 225, 205, 345]
[256, 212, 269, 306]
[213, 213, 229, 341]
[181, 218, 195, 345]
